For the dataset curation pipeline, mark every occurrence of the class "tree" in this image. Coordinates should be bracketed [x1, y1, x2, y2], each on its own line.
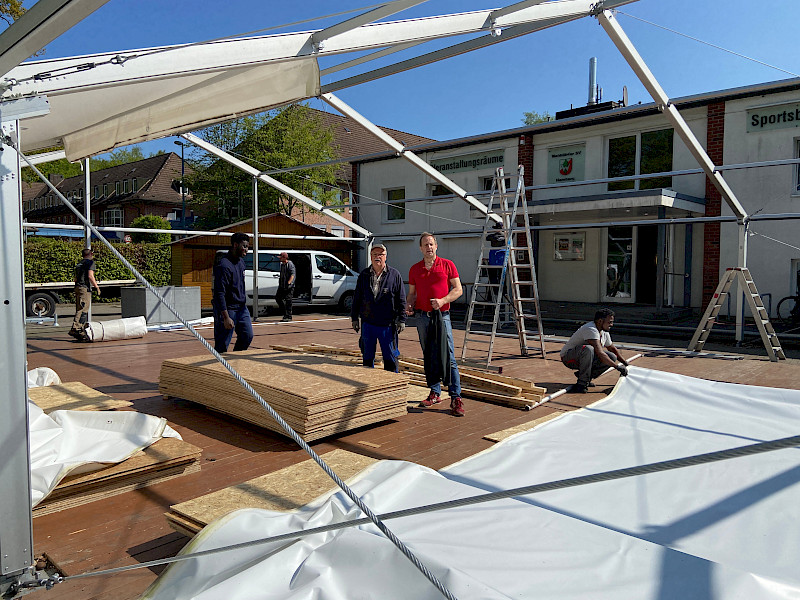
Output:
[522, 110, 553, 125]
[0, 0, 25, 26]
[187, 104, 339, 229]
[130, 214, 171, 244]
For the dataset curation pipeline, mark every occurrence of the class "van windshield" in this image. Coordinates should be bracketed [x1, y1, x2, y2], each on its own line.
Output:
[244, 253, 281, 272]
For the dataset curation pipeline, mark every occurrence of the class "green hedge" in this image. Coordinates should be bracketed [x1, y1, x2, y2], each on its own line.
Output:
[24, 239, 171, 297]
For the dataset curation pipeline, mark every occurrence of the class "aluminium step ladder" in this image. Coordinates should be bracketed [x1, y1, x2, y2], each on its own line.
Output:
[688, 267, 786, 361]
[460, 166, 546, 367]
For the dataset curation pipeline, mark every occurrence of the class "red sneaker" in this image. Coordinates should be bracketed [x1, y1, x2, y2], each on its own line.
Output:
[450, 396, 465, 417]
[420, 391, 441, 407]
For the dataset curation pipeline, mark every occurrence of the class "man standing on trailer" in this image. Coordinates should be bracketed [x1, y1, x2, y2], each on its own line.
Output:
[351, 243, 406, 372]
[276, 252, 296, 322]
[212, 232, 253, 353]
[406, 232, 465, 417]
[560, 308, 628, 393]
[68, 247, 100, 342]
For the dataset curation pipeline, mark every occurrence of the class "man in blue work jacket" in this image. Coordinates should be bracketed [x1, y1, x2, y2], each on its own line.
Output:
[351, 243, 406, 372]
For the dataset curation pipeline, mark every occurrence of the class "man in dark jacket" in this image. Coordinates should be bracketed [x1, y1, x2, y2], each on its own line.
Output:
[212, 232, 253, 353]
[351, 243, 406, 372]
[276, 252, 296, 322]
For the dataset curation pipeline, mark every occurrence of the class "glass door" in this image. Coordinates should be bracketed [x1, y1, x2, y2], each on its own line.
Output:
[603, 226, 636, 303]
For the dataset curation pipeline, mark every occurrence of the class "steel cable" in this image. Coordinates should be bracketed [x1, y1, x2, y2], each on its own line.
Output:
[13, 145, 458, 600]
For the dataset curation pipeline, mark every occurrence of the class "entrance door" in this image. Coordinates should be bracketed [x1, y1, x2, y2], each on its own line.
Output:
[602, 226, 636, 303]
[636, 225, 658, 304]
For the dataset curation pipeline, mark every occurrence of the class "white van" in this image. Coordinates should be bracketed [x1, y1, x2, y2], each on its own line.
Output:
[215, 249, 358, 314]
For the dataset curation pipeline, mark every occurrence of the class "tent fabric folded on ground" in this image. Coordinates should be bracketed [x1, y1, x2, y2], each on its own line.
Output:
[139, 367, 800, 599]
[28, 402, 181, 507]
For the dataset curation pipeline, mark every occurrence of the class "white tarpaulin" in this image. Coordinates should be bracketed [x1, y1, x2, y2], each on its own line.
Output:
[139, 367, 800, 599]
[28, 402, 180, 507]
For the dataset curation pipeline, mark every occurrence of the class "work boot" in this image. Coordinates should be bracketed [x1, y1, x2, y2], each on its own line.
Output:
[450, 396, 465, 417]
[281, 316, 292, 322]
[567, 383, 588, 394]
[573, 372, 595, 386]
[420, 391, 441, 407]
[68, 329, 83, 340]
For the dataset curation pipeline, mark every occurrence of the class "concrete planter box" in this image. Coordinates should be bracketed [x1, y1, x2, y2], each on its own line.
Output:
[121, 286, 201, 324]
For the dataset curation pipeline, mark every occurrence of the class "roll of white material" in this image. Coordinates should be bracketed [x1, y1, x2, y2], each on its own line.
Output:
[86, 316, 147, 342]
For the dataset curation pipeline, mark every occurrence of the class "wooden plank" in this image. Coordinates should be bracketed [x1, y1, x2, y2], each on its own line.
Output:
[399, 358, 525, 396]
[28, 381, 133, 413]
[167, 449, 378, 535]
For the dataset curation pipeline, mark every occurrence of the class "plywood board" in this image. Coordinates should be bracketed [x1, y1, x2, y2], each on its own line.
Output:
[28, 381, 133, 413]
[33, 438, 202, 517]
[167, 449, 378, 535]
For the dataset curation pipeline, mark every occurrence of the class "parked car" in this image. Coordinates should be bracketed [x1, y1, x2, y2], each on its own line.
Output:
[216, 249, 357, 314]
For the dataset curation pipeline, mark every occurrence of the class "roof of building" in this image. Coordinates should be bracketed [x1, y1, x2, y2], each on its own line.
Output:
[22, 152, 191, 217]
[350, 76, 800, 164]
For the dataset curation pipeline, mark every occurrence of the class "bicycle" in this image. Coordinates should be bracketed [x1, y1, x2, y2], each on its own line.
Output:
[776, 269, 800, 328]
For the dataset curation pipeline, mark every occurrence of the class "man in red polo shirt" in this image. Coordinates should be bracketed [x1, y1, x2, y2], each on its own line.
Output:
[406, 232, 465, 416]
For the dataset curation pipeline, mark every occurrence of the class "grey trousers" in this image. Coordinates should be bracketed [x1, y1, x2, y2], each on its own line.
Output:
[561, 344, 615, 386]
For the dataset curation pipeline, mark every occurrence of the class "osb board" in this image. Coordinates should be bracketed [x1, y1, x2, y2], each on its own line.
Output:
[168, 449, 378, 534]
[482, 412, 565, 443]
[32, 438, 202, 517]
[28, 382, 132, 413]
[160, 350, 408, 402]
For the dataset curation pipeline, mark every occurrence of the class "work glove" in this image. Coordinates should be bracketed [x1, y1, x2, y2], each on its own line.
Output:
[396, 322, 405, 334]
[616, 364, 628, 377]
[352, 320, 360, 333]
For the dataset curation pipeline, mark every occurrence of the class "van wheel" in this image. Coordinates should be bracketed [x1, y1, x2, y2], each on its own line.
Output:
[27, 292, 57, 318]
[339, 292, 354, 313]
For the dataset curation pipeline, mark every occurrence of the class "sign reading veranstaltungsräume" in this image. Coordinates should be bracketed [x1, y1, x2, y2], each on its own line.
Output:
[430, 150, 505, 174]
[747, 101, 800, 133]
[547, 144, 586, 184]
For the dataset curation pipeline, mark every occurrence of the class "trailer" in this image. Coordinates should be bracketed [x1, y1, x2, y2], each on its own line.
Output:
[24, 279, 136, 317]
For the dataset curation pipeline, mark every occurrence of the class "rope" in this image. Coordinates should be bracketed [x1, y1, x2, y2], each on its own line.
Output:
[614, 10, 800, 79]
[12, 145, 457, 600]
[64, 431, 800, 580]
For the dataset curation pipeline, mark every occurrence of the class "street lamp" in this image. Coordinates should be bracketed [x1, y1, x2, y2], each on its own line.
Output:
[174, 140, 187, 230]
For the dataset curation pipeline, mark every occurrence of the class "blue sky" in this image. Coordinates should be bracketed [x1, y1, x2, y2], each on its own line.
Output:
[11, 0, 800, 158]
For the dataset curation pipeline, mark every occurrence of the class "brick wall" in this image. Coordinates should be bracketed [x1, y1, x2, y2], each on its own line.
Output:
[702, 102, 725, 306]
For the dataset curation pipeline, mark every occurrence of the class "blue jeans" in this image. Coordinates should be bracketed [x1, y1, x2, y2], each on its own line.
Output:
[361, 322, 399, 372]
[213, 304, 253, 353]
[415, 312, 461, 397]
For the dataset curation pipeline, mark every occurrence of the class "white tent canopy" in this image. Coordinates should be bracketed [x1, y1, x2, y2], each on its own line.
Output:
[1, 0, 637, 161]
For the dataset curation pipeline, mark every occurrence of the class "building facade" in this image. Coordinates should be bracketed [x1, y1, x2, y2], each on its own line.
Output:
[22, 152, 193, 237]
[353, 78, 800, 317]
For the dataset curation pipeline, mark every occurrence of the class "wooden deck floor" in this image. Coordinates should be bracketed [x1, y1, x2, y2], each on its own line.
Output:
[25, 315, 800, 600]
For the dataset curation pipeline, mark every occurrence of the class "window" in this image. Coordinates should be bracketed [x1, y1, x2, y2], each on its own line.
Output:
[103, 183, 108, 197]
[104, 209, 123, 227]
[331, 226, 345, 238]
[795, 139, 800, 193]
[481, 176, 513, 192]
[386, 188, 405, 221]
[123, 179, 129, 193]
[94, 185, 99, 199]
[132, 178, 138, 192]
[316, 255, 348, 276]
[243, 253, 281, 272]
[115, 181, 121, 195]
[429, 184, 452, 199]
[607, 128, 673, 191]
[312, 224, 327, 232]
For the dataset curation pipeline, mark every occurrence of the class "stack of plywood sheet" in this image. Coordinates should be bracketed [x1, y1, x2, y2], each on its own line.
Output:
[28, 381, 202, 517]
[159, 349, 409, 442]
[166, 449, 378, 537]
